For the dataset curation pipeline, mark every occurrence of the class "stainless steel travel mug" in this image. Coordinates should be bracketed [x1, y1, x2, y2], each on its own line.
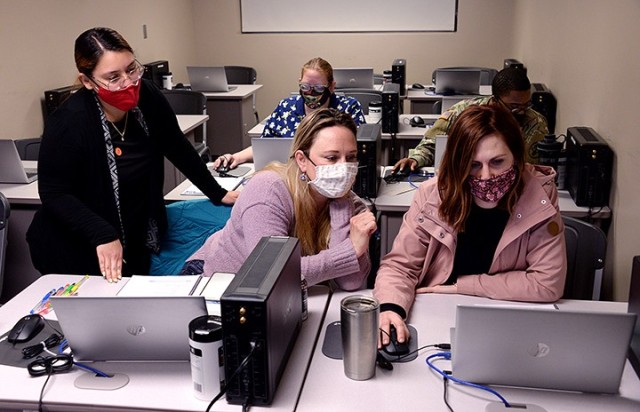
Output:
[340, 295, 379, 380]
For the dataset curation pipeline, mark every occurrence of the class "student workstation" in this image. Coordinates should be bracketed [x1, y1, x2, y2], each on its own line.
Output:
[1, 1, 639, 411]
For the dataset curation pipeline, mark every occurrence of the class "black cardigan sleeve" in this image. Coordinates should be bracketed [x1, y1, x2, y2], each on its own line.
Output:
[141, 83, 228, 204]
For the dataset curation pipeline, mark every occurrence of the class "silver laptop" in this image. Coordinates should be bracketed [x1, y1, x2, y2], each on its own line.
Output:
[187, 66, 237, 92]
[252, 137, 294, 171]
[0, 139, 37, 183]
[452, 304, 636, 393]
[435, 70, 481, 95]
[50, 296, 207, 361]
[434, 135, 448, 170]
[333, 67, 374, 89]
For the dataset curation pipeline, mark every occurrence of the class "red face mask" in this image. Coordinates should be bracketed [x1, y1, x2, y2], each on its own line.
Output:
[95, 81, 141, 112]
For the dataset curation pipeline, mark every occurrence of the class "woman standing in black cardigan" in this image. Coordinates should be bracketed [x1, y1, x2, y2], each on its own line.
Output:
[27, 27, 238, 282]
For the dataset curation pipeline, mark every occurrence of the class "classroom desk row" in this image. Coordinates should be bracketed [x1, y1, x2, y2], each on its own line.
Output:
[1, 274, 638, 411]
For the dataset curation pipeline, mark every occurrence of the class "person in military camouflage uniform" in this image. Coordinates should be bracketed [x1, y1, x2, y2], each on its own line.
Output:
[394, 68, 548, 171]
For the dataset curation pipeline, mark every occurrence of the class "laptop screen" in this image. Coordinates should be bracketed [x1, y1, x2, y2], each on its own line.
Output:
[629, 256, 640, 377]
[333, 68, 374, 89]
[252, 138, 293, 171]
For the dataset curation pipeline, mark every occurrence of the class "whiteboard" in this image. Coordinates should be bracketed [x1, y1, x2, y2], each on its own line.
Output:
[240, 0, 457, 33]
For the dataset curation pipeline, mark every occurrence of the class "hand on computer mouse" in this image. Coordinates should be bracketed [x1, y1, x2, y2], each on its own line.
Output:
[392, 158, 418, 174]
[379, 311, 410, 348]
[212, 154, 238, 172]
[382, 325, 410, 357]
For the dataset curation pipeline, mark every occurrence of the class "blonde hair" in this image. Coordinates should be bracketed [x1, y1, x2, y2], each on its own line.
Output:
[264, 108, 357, 255]
[300, 57, 334, 84]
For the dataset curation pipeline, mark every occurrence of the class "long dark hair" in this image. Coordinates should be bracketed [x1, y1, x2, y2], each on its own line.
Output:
[438, 104, 526, 231]
[74, 27, 133, 76]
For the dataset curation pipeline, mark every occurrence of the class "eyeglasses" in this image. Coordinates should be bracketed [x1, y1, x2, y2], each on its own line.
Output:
[498, 98, 533, 114]
[91, 61, 145, 92]
[299, 83, 329, 94]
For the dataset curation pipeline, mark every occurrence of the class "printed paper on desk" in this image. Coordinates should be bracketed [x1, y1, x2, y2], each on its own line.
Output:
[117, 275, 202, 297]
[182, 177, 243, 195]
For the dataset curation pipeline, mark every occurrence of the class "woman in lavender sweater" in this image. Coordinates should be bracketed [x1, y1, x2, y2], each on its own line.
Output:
[186, 109, 377, 290]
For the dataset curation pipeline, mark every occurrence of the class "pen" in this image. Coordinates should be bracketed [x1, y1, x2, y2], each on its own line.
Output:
[61, 283, 76, 296]
[70, 274, 90, 295]
[30, 288, 57, 314]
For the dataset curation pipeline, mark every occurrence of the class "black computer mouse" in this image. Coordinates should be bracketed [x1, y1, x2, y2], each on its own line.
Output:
[215, 163, 230, 174]
[410, 116, 426, 127]
[7, 314, 45, 344]
[412, 83, 425, 89]
[383, 325, 410, 357]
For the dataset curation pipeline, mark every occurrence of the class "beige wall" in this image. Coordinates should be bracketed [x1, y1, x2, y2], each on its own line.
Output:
[191, 0, 517, 121]
[513, 0, 640, 300]
[1, 0, 638, 301]
[0, 0, 198, 138]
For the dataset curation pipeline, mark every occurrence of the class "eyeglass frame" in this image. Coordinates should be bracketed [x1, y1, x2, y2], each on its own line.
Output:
[90, 60, 145, 92]
[299, 83, 329, 94]
[496, 96, 533, 114]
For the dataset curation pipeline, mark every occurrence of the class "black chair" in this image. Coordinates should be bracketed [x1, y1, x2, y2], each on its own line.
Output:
[15, 137, 42, 160]
[161, 90, 209, 161]
[0, 192, 10, 300]
[224, 66, 259, 123]
[562, 215, 607, 300]
[336, 89, 383, 115]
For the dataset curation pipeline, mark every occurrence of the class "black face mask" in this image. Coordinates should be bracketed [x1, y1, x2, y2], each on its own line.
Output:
[301, 88, 331, 109]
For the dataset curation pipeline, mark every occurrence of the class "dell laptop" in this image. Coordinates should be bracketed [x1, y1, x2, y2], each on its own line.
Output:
[0, 139, 37, 183]
[50, 295, 207, 361]
[452, 304, 636, 394]
[434, 70, 481, 95]
[187, 66, 237, 93]
[252, 137, 294, 171]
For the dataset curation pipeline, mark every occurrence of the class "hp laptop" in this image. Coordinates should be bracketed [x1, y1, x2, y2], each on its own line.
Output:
[629, 256, 640, 377]
[452, 304, 636, 394]
[334, 67, 374, 89]
[187, 66, 237, 92]
[434, 70, 481, 95]
[50, 296, 207, 361]
[252, 137, 294, 171]
[0, 140, 37, 183]
[434, 135, 448, 170]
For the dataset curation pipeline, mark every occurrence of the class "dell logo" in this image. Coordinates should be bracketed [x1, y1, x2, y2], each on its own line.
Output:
[527, 343, 551, 358]
[126, 325, 146, 336]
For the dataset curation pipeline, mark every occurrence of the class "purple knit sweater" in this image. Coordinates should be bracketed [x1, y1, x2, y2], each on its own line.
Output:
[188, 171, 370, 291]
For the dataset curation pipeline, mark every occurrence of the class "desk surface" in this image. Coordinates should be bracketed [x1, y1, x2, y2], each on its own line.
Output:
[203, 84, 262, 99]
[406, 84, 492, 100]
[164, 164, 255, 201]
[0, 274, 330, 412]
[298, 291, 640, 412]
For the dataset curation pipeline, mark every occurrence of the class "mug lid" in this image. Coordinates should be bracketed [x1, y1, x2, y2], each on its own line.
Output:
[189, 315, 223, 342]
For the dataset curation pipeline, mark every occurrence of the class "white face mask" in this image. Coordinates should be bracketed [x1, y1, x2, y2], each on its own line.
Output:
[308, 162, 359, 198]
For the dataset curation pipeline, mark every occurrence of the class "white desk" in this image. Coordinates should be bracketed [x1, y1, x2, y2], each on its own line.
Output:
[0, 274, 331, 412]
[373, 172, 612, 257]
[203, 84, 263, 156]
[0, 115, 210, 304]
[164, 164, 255, 202]
[297, 291, 640, 412]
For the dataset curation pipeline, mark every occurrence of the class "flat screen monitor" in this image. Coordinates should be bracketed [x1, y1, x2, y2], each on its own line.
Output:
[434, 70, 481, 95]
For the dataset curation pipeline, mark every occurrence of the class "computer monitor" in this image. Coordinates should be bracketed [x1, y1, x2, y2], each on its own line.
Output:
[629, 256, 640, 378]
[333, 68, 374, 89]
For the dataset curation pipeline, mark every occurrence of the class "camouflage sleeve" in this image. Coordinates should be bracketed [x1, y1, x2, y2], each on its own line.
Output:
[523, 110, 549, 164]
[409, 113, 453, 167]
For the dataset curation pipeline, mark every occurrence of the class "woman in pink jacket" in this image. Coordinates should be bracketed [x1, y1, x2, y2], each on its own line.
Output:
[374, 105, 567, 346]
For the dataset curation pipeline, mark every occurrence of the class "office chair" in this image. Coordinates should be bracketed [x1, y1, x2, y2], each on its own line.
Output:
[14, 137, 42, 160]
[0, 192, 10, 300]
[161, 90, 209, 162]
[562, 215, 607, 300]
[336, 89, 383, 115]
[224, 66, 260, 123]
[431, 67, 498, 86]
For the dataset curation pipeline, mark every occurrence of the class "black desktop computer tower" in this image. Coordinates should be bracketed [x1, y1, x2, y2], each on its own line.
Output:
[220, 236, 302, 406]
[566, 127, 613, 207]
[382, 83, 400, 134]
[392, 58, 406, 96]
[531, 83, 557, 134]
[353, 124, 382, 199]
[142, 60, 170, 89]
[43, 85, 81, 118]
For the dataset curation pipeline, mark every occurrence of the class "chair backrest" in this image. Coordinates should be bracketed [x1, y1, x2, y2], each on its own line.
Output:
[161, 90, 206, 115]
[431, 67, 498, 86]
[0, 192, 10, 299]
[562, 215, 607, 300]
[336, 89, 383, 115]
[14, 137, 42, 160]
[223, 66, 257, 85]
